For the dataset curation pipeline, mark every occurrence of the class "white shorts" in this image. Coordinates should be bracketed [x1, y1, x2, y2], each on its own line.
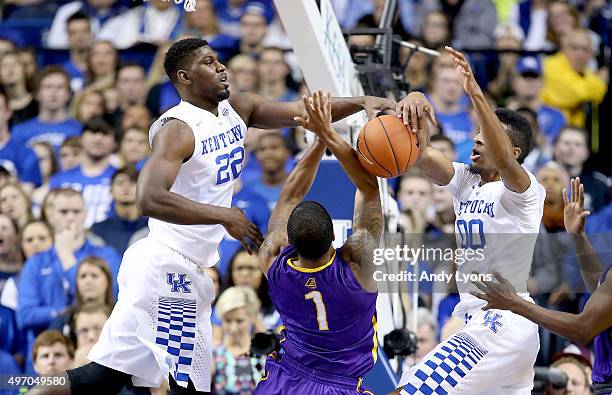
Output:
[398, 306, 539, 395]
[88, 237, 215, 392]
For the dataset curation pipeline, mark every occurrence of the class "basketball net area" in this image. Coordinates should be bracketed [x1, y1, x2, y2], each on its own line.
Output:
[274, 0, 412, 375]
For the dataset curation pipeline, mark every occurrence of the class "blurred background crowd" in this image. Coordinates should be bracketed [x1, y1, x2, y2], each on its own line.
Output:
[0, 0, 610, 394]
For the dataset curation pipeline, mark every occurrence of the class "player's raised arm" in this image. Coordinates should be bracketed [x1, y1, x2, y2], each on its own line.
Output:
[257, 131, 327, 274]
[396, 92, 455, 186]
[564, 177, 602, 294]
[296, 91, 382, 292]
[446, 46, 531, 193]
[136, 119, 263, 252]
[229, 91, 396, 130]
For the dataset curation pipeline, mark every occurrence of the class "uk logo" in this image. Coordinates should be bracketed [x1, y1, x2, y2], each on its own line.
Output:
[482, 310, 503, 333]
[166, 273, 192, 293]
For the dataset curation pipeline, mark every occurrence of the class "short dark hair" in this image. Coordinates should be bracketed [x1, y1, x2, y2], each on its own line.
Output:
[83, 115, 116, 138]
[32, 330, 75, 362]
[494, 108, 532, 164]
[112, 165, 139, 184]
[66, 11, 90, 27]
[287, 201, 333, 259]
[163, 38, 209, 83]
[554, 126, 588, 147]
[35, 66, 71, 94]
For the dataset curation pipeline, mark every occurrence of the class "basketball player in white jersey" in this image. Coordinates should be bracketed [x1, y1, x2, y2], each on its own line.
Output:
[394, 47, 546, 394]
[30, 38, 394, 395]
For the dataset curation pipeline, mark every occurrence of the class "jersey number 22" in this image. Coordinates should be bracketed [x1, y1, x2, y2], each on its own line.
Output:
[215, 146, 245, 185]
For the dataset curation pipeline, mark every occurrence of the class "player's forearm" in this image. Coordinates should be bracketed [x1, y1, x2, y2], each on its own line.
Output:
[511, 298, 595, 345]
[138, 190, 230, 226]
[416, 146, 454, 186]
[469, 90, 515, 169]
[570, 232, 603, 294]
[329, 97, 366, 122]
[278, 140, 327, 201]
[318, 126, 379, 197]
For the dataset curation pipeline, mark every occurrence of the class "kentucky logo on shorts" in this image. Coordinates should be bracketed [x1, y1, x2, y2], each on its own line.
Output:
[482, 311, 503, 333]
[167, 273, 192, 293]
[155, 297, 197, 387]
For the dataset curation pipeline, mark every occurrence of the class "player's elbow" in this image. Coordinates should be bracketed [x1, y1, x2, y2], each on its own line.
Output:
[572, 318, 597, 345]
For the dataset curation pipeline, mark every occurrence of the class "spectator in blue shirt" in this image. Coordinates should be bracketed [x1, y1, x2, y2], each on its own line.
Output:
[216, 0, 274, 38]
[17, 188, 120, 373]
[0, 89, 42, 192]
[247, 132, 291, 212]
[91, 166, 148, 255]
[237, 3, 270, 57]
[427, 66, 473, 146]
[508, 56, 566, 145]
[257, 47, 298, 102]
[117, 127, 149, 169]
[63, 12, 93, 93]
[11, 67, 82, 152]
[50, 116, 117, 227]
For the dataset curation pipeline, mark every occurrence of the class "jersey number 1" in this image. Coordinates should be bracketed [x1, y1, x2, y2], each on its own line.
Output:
[305, 291, 329, 331]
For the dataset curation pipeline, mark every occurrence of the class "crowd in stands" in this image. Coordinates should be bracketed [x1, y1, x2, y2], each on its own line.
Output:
[0, 0, 610, 394]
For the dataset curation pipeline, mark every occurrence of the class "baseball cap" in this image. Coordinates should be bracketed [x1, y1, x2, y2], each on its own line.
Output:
[551, 344, 593, 369]
[516, 56, 542, 77]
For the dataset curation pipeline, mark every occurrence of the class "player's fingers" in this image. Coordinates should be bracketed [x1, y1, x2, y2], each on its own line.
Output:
[293, 116, 308, 128]
[396, 102, 404, 120]
[469, 291, 487, 301]
[325, 91, 332, 116]
[562, 187, 569, 206]
[580, 211, 591, 219]
[579, 182, 585, 208]
[403, 104, 410, 127]
[472, 280, 489, 293]
[240, 238, 253, 254]
[425, 106, 437, 126]
[410, 104, 417, 132]
[572, 177, 579, 202]
[482, 303, 493, 311]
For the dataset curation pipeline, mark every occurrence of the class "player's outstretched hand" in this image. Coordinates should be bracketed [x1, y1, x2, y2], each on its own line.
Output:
[221, 207, 264, 254]
[470, 272, 522, 311]
[294, 90, 334, 139]
[395, 91, 436, 133]
[563, 177, 591, 234]
[445, 46, 481, 97]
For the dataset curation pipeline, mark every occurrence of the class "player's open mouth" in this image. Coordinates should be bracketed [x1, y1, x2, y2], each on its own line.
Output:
[219, 74, 229, 88]
[470, 149, 481, 161]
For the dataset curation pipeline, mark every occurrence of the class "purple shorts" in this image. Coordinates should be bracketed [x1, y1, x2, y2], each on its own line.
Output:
[254, 354, 374, 395]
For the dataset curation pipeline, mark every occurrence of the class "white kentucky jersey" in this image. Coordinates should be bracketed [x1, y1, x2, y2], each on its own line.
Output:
[444, 162, 546, 316]
[147, 100, 247, 267]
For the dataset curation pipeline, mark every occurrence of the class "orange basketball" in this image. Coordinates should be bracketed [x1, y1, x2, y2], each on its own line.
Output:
[356, 115, 419, 178]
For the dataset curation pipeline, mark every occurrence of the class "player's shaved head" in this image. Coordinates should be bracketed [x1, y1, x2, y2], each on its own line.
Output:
[164, 38, 209, 83]
[287, 201, 333, 259]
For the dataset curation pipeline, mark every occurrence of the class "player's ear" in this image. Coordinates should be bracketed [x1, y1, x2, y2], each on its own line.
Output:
[512, 146, 521, 160]
[177, 70, 191, 85]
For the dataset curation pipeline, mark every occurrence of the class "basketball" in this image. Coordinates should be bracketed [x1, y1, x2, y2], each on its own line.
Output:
[356, 115, 419, 178]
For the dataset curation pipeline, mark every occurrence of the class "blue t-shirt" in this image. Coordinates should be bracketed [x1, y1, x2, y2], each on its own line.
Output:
[0, 137, 42, 186]
[11, 117, 82, 151]
[247, 179, 282, 213]
[436, 111, 473, 146]
[537, 105, 565, 144]
[62, 60, 85, 92]
[49, 165, 116, 227]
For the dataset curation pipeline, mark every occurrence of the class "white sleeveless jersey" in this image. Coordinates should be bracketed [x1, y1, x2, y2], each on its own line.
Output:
[444, 162, 546, 316]
[147, 100, 247, 267]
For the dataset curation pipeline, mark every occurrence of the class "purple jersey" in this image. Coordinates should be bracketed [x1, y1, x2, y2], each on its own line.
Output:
[267, 245, 378, 378]
[593, 264, 612, 385]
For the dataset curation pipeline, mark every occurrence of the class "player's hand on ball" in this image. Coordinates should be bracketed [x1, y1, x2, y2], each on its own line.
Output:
[396, 91, 436, 133]
[445, 46, 481, 97]
[294, 90, 334, 138]
[221, 207, 264, 254]
[470, 271, 521, 311]
[563, 177, 590, 234]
